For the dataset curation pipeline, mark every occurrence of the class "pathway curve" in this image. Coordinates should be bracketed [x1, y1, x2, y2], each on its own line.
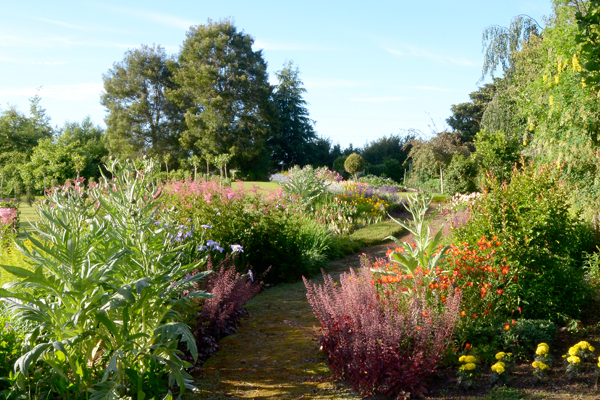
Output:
[190, 206, 445, 400]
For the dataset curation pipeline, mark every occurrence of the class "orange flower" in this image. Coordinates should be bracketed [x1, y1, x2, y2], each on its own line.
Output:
[504, 323, 510, 331]
[461, 311, 466, 317]
[512, 319, 516, 325]
[497, 289, 504, 295]
[465, 343, 472, 349]
[472, 313, 477, 318]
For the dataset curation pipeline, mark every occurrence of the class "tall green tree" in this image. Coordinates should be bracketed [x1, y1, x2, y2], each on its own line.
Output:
[0, 95, 53, 156]
[57, 117, 108, 180]
[170, 19, 275, 177]
[269, 61, 316, 167]
[101, 44, 184, 161]
[446, 82, 498, 144]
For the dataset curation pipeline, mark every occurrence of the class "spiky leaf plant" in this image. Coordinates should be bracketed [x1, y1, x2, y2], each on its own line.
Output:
[0, 158, 211, 399]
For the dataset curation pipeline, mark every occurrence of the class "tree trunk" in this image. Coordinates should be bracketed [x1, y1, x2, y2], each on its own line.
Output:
[440, 167, 444, 194]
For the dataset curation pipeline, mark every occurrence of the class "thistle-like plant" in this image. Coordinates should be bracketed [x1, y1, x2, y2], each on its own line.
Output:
[0, 158, 212, 399]
[280, 165, 329, 211]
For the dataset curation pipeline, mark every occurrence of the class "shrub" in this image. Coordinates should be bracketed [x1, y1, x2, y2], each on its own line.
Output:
[0, 201, 19, 248]
[453, 161, 593, 322]
[445, 154, 478, 195]
[304, 268, 461, 398]
[187, 256, 264, 363]
[164, 178, 331, 283]
[305, 192, 462, 397]
[344, 153, 365, 179]
[0, 158, 210, 398]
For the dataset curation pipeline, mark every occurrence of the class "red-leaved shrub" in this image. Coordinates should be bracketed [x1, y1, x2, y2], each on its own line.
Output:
[304, 268, 461, 398]
[187, 256, 265, 364]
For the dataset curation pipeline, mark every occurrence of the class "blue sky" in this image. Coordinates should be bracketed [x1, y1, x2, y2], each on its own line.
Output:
[1, 0, 552, 149]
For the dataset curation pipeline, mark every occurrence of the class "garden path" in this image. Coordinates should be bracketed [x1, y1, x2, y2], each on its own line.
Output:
[190, 206, 445, 400]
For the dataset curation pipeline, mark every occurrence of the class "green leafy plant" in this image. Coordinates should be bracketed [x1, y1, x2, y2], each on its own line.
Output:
[453, 161, 593, 322]
[280, 165, 329, 211]
[0, 158, 211, 398]
[372, 192, 449, 300]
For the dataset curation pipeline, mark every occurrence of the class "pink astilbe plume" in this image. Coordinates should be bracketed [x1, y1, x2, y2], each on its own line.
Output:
[304, 268, 461, 398]
[0, 209, 17, 226]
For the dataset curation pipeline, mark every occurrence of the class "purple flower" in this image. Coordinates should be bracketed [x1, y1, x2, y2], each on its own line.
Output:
[215, 245, 224, 253]
[248, 270, 254, 282]
[201, 224, 213, 229]
[231, 244, 244, 253]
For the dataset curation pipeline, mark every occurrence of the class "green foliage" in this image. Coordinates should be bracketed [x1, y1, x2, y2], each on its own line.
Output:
[343, 153, 365, 178]
[447, 82, 498, 144]
[0, 158, 210, 398]
[269, 61, 316, 167]
[444, 154, 478, 195]
[474, 129, 522, 183]
[483, 386, 524, 400]
[280, 165, 329, 211]
[576, 0, 600, 88]
[102, 44, 184, 161]
[173, 18, 274, 178]
[407, 131, 470, 176]
[357, 174, 401, 189]
[0, 96, 53, 157]
[0, 306, 25, 390]
[453, 162, 592, 321]
[164, 179, 331, 283]
[57, 117, 108, 181]
[456, 319, 556, 362]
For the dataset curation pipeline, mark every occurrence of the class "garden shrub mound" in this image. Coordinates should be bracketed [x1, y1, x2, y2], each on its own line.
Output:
[164, 178, 331, 284]
[452, 161, 595, 322]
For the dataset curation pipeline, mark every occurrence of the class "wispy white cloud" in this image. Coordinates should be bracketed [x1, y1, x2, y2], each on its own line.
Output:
[30, 17, 130, 34]
[0, 32, 134, 49]
[349, 96, 411, 103]
[409, 86, 450, 92]
[0, 83, 104, 101]
[253, 40, 334, 51]
[108, 6, 194, 30]
[384, 45, 476, 67]
[0, 57, 67, 65]
[304, 78, 373, 89]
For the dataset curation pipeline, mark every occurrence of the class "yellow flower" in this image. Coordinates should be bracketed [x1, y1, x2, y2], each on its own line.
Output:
[591, 346, 595, 352]
[532, 361, 540, 369]
[567, 355, 581, 364]
[539, 362, 549, 370]
[464, 362, 477, 370]
[491, 363, 505, 374]
[464, 355, 476, 364]
[459, 355, 466, 363]
[538, 343, 549, 348]
[568, 347, 578, 356]
[549, 95, 554, 105]
[555, 75, 559, 84]
[536, 346, 548, 356]
[495, 352, 506, 360]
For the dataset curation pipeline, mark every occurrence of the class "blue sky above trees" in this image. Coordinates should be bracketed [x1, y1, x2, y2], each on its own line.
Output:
[1, 0, 551, 148]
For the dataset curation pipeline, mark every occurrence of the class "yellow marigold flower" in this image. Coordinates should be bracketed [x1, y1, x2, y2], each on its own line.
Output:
[539, 362, 549, 370]
[538, 343, 549, 348]
[532, 361, 540, 369]
[567, 355, 581, 364]
[590, 346, 595, 352]
[491, 363, 505, 374]
[568, 347, 579, 356]
[465, 362, 477, 370]
[459, 355, 466, 363]
[578, 341, 591, 350]
[464, 355, 476, 363]
[507, 353, 513, 357]
[536, 346, 548, 356]
[495, 352, 506, 360]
